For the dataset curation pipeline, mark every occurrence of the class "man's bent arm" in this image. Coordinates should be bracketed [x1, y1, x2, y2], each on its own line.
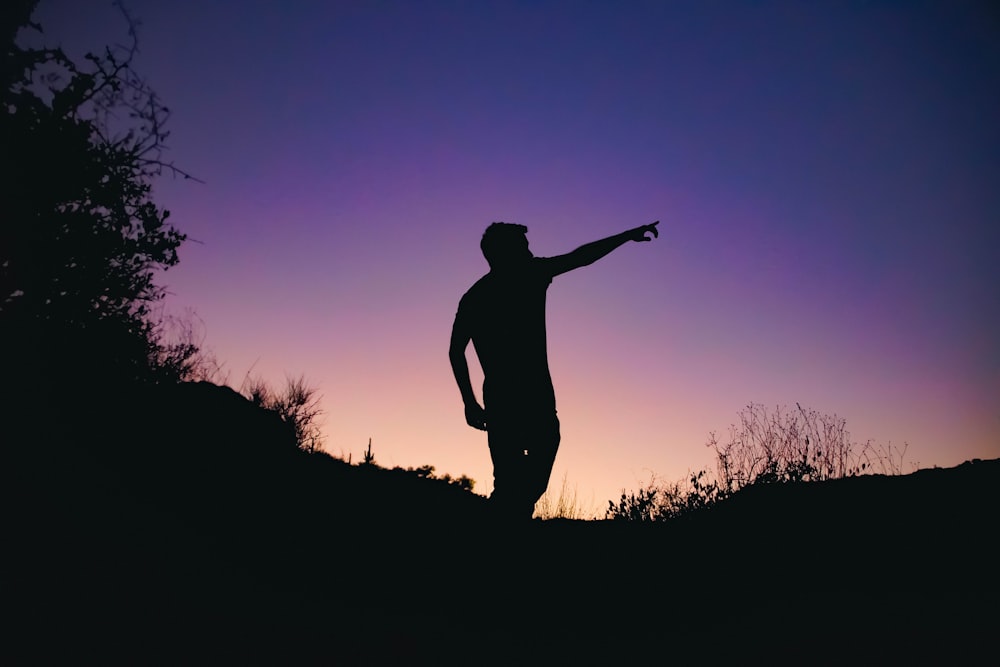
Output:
[449, 318, 487, 430]
[545, 221, 659, 277]
[449, 336, 478, 406]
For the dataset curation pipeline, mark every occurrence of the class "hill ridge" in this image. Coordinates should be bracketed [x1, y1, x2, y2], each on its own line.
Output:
[5, 377, 997, 663]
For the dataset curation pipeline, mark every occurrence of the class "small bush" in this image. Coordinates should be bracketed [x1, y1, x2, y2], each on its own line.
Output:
[337, 439, 476, 491]
[391, 463, 476, 492]
[606, 469, 723, 522]
[147, 309, 226, 383]
[608, 402, 911, 522]
[708, 402, 909, 494]
[241, 374, 325, 453]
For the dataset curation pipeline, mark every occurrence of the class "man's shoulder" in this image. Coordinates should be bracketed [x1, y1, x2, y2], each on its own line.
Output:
[459, 260, 553, 305]
[457, 273, 491, 311]
[461, 273, 491, 297]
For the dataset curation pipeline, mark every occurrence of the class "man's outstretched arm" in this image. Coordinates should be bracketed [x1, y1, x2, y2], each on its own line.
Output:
[544, 221, 659, 277]
[449, 316, 487, 431]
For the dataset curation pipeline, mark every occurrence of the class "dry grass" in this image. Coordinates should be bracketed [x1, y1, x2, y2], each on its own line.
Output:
[533, 472, 599, 520]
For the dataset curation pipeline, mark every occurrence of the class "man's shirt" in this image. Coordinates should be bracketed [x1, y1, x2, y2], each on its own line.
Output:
[454, 257, 559, 413]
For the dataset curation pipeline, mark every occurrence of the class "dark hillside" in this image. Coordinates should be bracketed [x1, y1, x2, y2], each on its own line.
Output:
[5, 379, 997, 664]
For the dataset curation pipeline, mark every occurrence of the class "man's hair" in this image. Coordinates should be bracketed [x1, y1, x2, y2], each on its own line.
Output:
[481, 221, 528, 268]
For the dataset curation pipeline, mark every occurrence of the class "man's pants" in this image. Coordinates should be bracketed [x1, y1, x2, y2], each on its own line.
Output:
[487, 410, 560, 520]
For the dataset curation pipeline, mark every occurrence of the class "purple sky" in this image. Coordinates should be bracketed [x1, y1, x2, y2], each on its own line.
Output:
[36, 0, 999, 512]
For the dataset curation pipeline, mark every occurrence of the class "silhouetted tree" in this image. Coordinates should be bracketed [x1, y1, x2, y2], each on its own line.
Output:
[2, 0, 193, 381]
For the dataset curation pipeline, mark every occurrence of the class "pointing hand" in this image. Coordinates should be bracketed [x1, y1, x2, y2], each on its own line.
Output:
[627, 221, 659, 242]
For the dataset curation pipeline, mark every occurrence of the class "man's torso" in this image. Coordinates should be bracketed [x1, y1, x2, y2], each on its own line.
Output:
[457, 258, 556, 412]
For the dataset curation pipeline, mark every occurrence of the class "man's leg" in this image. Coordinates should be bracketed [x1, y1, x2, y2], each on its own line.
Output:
[487, 411, 560, 521]
[487, 422, 533, 520]
[523, 411, 560, 509]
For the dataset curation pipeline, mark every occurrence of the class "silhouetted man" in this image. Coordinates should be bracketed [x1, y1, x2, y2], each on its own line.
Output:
[450, 221, 659, 520]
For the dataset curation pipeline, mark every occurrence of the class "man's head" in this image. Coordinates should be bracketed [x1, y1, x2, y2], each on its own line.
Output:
[481, 222, 531, 269]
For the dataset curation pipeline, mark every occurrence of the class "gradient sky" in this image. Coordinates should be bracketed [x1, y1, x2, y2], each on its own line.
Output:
[35, 0, 999, 513]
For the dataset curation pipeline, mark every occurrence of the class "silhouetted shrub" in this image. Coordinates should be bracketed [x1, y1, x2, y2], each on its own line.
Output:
[607, 469, 723, 522]
[146, 309, 225, 383]
[708, 402, 909, 493]
[608, 403, 910, 522]
[390, 464, 475, 492]
[240, 374, 325, 453]
[340, 440, 477, 491]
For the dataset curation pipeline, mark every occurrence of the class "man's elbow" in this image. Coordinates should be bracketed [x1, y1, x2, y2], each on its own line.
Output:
[568, 248, 601, 269]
